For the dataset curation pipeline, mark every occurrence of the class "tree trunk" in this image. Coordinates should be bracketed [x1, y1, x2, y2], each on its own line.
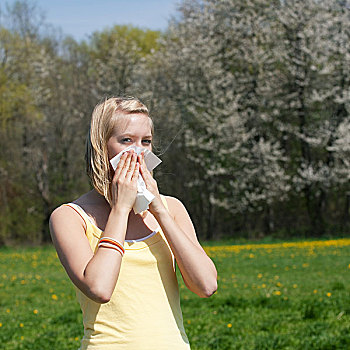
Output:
[263, 204, 274, 235]
[343, 191, 350, 227]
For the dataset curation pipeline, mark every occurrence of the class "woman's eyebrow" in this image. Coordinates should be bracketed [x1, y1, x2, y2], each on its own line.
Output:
[119, 133, 152, 138]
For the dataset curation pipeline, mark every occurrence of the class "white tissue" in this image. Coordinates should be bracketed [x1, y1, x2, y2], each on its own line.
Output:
[109, 146, 162, 214]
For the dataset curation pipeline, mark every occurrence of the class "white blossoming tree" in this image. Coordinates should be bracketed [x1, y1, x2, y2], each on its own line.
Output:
[137, 0, 291, 237]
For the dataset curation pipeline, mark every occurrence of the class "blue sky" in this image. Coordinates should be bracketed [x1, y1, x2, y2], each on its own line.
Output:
[4, 0, 180, 40]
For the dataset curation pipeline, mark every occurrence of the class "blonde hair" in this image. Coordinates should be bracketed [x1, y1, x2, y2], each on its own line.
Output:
[85, 97, 152, 204]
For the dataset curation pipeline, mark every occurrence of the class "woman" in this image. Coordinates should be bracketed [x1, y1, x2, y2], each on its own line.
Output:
[49, 97, 217, 349]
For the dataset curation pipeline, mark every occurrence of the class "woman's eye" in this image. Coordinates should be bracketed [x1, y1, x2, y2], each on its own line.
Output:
[121, 138, 132, 143]
[142, 139, 152, 144]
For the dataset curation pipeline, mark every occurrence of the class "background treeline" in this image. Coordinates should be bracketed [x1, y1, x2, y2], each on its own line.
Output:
[0, 0, 349, 245]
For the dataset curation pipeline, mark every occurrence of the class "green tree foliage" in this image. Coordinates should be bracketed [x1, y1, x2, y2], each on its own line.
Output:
[88, 25, 161, 97]
[0, 26, 44, 244]
[0, 0, 349, 245]
[137, 0, 350, 238]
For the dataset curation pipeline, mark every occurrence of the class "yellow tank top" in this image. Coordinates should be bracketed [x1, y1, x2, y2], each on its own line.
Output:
[64, 197, 190, 350]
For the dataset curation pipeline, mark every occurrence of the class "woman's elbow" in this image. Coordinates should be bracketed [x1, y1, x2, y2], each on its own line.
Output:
[195, 277, 217, 298]
[94, 294, 111, 304]
[201, 281, 218, 298]
[85, 284, 112, 304]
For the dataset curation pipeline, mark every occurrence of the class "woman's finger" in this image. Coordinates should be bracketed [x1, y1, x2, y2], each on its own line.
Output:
[126, 152, 137, 181]
[138, 152, 147, 173]
[118, 151, 133, 180]
[139, 152, 152, 181]
[113, 151, 128, 182]
[131, 163, 140, 182]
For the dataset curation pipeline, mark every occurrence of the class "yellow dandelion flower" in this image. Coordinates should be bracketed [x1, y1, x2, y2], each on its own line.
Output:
[20, 336, 24, 340]
[33, 309, 38, 314]
[6, 309, 10, 313]
[326, 292, 331, 297]
[274, 290, 281, 296]
[0, 323, 2, 327]
[20, 323, 24, 328]
[75, 337, 79, 341]
[51, 294, 58, 300]
[313, 289, 318, 294]
[262, 283, 266, 288]
[276, 282, 282, 287]
[293, 284, 298, 288]
[227, 323, 232, 328]
[203, 238, 350, 254]
[249, 253, 255, 258]
[274, 275, 279, 280]
[272, 264, 277, 268]
[257, 273, 263, 278]
[187, 320, 191, 324]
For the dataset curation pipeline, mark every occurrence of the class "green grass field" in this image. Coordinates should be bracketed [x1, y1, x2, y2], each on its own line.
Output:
[0, 239, 349, 349]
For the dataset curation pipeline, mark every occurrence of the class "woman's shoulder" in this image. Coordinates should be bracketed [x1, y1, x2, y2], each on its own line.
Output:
[162, 195, 182, 205]
[161, 195, 196, 237]
[49, 200, 87, 233]
[162, 195, 188, 217]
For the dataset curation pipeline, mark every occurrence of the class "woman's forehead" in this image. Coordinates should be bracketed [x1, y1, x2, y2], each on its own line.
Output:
[113, 114, 152, 135]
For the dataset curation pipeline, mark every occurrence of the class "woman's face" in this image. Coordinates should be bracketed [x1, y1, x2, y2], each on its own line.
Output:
[106, 113, 153, 160]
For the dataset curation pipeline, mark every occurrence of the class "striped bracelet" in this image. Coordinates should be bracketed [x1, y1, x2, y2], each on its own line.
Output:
[98, 242, 124, 256]
[98, 237, 125, 256]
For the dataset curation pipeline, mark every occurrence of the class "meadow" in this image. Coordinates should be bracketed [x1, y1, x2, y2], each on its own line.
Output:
[0, 238, 349, 349]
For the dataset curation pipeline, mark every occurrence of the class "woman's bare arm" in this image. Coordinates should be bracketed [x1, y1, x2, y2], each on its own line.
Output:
[50, 204, 129, 303]
[49, 151, 139, 303]
[153, 196, 217, 298]
[139, 153, 217, 298]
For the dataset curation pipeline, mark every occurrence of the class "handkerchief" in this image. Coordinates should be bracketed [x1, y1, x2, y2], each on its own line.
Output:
[109, 146, 162, 214]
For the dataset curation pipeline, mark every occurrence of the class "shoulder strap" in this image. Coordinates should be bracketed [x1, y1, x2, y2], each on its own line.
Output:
[160, 195, 169, 211]
[63, 203, 89, 232]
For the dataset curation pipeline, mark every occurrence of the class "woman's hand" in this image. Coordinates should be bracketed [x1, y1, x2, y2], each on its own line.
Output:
[138, 152, 165, 215]
[111, 151, 139, 211]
